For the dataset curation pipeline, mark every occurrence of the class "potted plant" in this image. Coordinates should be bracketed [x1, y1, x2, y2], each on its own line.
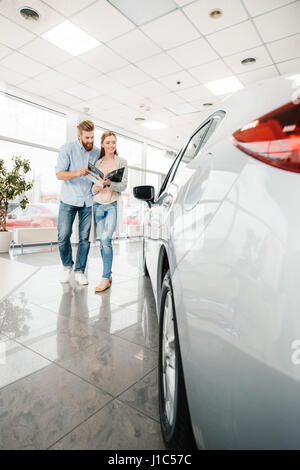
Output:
[0, 156, 34, 253]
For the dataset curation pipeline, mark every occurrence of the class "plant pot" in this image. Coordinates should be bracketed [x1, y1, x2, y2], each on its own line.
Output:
[0, 231, 12, 253]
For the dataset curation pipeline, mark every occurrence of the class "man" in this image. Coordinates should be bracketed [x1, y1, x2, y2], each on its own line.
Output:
[55, 120, 99, 285]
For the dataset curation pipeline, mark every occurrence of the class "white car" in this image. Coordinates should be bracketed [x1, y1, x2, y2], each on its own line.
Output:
[134, 74, 300, 450]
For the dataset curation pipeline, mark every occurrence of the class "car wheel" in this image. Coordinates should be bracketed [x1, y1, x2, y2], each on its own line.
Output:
[158, 270, 196, 450]
[142, 239, 149, 277]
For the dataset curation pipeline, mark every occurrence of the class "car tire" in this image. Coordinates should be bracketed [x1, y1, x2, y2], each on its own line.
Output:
[158, 270, 196, 450]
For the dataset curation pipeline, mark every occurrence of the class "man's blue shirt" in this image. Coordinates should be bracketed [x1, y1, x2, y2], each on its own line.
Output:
[55, 139, 99, 207]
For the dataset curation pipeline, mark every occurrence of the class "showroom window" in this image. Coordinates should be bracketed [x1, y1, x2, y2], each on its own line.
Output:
[120, 168, 144, 237]
[0, 93, 66, 149]
[146, 145, 174, 174]
[0, 94, 66, 236]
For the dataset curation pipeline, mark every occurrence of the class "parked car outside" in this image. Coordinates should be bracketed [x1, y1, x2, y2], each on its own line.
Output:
[6, 203, 59, 229]
[134, 74, 300, 450]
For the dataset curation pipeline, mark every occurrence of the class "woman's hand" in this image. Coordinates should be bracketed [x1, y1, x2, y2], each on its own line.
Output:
[103, 178, 111, 187]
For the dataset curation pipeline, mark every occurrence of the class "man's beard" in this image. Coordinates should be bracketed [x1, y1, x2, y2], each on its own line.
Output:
[82, 141, 93, 151]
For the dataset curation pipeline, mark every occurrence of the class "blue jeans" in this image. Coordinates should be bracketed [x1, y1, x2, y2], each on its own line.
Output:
[93, 202, 117, 279]
[58, 201, 92, 272]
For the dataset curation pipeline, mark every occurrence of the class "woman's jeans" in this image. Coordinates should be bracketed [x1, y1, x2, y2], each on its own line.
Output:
[93, 202, 117, 279]
[58, 201, 92, 272]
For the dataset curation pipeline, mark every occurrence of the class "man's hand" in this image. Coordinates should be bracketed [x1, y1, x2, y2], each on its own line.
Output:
[77, 167, 89, 177]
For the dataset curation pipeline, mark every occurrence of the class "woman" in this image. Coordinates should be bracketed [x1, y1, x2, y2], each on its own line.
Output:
[93, 131, 128, 292]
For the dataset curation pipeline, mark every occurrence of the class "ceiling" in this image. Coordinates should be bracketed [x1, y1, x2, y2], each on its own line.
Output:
[0, 0, 299, 150]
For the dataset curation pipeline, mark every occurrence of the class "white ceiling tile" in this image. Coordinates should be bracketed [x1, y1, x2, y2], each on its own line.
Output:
[42, 0, 96, 17]
[137, 53, 182, 78]
[131, 80, 170, 98]
[56, 59, 101, 82]
[253, 2, 300, 43]
[108, 64, 150, 87]
[242, 0, 294, 17]
[151, 92, 185, 107]
[35, 70, 78, 89]
[267, 33, 300, 63]
[18, 78, 59, 96]
[174, 0, 194, 6]
[189, 59, 233, 83]
[193, 97, 220, 111]
[0, 65, 28, 86]
[107, 0, 177, 26]
[168, 38, 218, 69]
[207, 21, 262, 56]
[85, 75, 143, 104]
[223, 46, 273, 74]
[79, 45, 128, 73]
[238, 65, 279, 85]
[276, 57, 300, 75]
[166, 102, 199, 115]
[108, 29, 161, 62]
[0, 44, 12, 60]
[20, 37, 72, 67]
[85, 95, 122, 110]
[71, 0, 135, 43]
[0, 52, 48, 78]
[183, 0, 248, 35]
[85, 74, 124, 93]
[176, 84, 213, 101]
[158, 70, 199, 91]
[141, 10, 199, 50]
[64, 84, 100, 100]
[46, 91, 83, 107]
[1, 0, 64, 34]
[0, 15, 35, 48]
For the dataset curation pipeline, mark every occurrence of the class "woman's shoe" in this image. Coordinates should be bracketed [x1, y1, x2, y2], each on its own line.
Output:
[109, 275, 112, 284]
[95, 278, 111, 293]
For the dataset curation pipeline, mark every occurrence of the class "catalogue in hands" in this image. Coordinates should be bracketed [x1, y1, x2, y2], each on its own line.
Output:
[86, 162, 125, 187]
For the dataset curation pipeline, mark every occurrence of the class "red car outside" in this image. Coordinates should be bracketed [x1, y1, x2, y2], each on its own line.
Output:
[6, 203, 59, 228]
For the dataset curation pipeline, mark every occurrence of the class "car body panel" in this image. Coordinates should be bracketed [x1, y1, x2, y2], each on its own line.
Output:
[142, 74, 300, 449]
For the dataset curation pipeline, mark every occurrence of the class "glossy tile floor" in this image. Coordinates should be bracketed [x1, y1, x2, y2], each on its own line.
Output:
[0, 240, 164, 450]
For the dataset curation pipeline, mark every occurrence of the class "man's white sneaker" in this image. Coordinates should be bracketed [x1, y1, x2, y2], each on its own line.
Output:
[60, 267, 72, 283]
[75, 272, 88, 285]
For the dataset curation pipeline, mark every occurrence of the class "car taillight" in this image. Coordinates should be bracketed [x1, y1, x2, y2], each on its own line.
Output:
[232, 101, 300, 173]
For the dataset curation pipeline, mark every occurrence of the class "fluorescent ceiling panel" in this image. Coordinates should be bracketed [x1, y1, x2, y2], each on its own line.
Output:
[205, 76, 244, 96]
[42, 21, 100, 56]
[107, 0, 177, 25]
[167, 103, 199, 115]
[141, 121, 168, 130]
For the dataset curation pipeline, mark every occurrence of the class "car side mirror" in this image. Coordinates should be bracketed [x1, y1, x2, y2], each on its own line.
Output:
[133, 185, 155, 207]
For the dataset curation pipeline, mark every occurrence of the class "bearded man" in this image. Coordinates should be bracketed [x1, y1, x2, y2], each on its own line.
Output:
[55, 120, 99, 285]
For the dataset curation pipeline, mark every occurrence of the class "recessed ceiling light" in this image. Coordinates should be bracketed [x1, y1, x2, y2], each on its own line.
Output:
[204, 76, 244, 96]
[19, 7, 40, 21]
[241, 57, 257, 65]
[141, 121, 168, 130]
[42, 20, 101, 56]
[209, 9, 223, 19]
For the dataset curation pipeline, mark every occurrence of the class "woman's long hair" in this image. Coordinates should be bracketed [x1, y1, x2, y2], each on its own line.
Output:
[100, 131, 118, 158]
